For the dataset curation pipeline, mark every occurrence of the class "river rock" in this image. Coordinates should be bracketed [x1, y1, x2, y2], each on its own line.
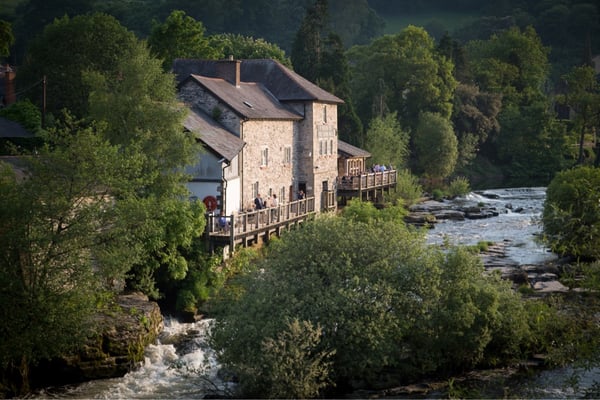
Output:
[30, 293, 163, 388]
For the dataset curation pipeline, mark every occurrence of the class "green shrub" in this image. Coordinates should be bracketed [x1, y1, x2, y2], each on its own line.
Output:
[432, 188, 445, 201]
[448, 176, 471, 198]
[392, 168, 423, 206]
[542, 166, 600, 259]
[209, 216, 532, 396]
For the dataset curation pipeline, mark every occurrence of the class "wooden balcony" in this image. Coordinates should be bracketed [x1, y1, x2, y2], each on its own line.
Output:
[206, 197, 316, 255]
[336, 169, 397, 204]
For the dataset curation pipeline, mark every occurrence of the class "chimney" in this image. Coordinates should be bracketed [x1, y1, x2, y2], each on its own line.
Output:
[3, 65, 16, 106]
[216, 56, 241, 87]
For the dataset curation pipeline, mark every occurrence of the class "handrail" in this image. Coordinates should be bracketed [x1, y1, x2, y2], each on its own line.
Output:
[206, 196, 316, 236]
[336, 169, 397, 191]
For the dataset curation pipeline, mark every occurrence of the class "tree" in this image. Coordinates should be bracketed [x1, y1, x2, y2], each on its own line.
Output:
[147, 10, 219, 70]
[0, 120, 129, 394]
[209, 215, 531, 397]
[451, 83, 502, 168]
[291, 0, 329, 83]
[413, 112, 458, 181]
[556, 65, 600, 165]
[208, 33, 291, 67]
[364, 112, 409, 169]
[467, 26, 569, 184]
[18, 13, 140, 118]
[542, 166, 600, 260]
[84, 39, 206, 298]
[0, 20, 14, 60]
[347, 26, 456, 132]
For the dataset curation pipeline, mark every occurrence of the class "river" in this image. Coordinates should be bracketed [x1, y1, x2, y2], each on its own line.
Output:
[30, 188, 599, 399]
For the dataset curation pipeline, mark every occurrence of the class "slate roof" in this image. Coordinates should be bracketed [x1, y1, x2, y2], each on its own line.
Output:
[173, 58, 344, 104]
[0, 117, 34, 138]
[338, 140, 371, 158]
[183, 108, 245, 162]
[186, 75, 303, 120]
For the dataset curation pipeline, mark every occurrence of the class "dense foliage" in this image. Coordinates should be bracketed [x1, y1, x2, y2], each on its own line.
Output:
[542, 166, 600, 260]
[209, 214, 533, 397]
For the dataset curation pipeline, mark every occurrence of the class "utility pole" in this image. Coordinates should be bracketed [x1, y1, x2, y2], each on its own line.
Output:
[42, 75, 46, 128]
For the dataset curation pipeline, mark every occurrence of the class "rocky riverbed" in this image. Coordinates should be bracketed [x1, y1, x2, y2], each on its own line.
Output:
[405, 189, 569, 294]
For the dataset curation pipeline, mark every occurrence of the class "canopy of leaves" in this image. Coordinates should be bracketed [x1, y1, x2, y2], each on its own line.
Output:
[18, 13, 140, 118]
[208, 33, 291, 67]
[413, 111, 458, 180]
[0, 20, 14, 59]
[209, 215, 530, 397]
[148, 10, 219, 70]
[0, 120, 128, 390]
[364, 112, 409, 169]
[347, 25, 456, 132]
[84, 40, 206, 298]
[542, 166, 600, 260]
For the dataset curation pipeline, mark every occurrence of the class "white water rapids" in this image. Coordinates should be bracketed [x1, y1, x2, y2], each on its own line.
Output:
[30, 188, 599, 398]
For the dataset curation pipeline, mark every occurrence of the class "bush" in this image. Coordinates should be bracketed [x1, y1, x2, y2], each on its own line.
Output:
[390, 169, 423, 206]
[208, 216, 532, 396]
[448, 176, 471, 198]
[542, 166, 600, 259]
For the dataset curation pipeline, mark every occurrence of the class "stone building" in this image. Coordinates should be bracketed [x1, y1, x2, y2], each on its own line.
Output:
[173, 58, 343, 214]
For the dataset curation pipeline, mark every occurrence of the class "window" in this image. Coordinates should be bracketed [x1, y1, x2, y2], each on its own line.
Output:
[280, 186, 286, 202]
[284, 146, 291, 164]
[252, 181, 259, 198]
[323, 105, 327, 123]
[261, 148, 269, 166]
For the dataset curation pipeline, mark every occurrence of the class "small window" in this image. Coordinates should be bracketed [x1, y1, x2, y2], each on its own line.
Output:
[261, 148, 269, 166]
[284, 146, 291, 164]
[323, 106, 327, 123]
[252, 182, 259, 198]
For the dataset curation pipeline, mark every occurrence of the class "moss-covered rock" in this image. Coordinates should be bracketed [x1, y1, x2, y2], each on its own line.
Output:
[30, 293, 163, 388]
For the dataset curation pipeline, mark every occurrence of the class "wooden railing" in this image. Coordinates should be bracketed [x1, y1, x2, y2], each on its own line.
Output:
[206, 196, 316, 238]
[336, 169, 397, 191]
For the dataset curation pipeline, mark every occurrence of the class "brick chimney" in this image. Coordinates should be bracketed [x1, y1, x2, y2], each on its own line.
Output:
[2, 64, 16, 106]
[216, 56, 241, 87]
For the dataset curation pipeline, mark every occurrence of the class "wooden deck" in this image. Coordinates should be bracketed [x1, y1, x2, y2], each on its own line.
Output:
[206, 197, 316, 255]
[336, 169, 397, 204]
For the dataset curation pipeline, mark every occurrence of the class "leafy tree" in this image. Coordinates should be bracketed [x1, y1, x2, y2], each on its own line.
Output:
[291, 0, 329, 83]
[208, 33, 291, 66]
[467, 26, 569, 184]
[556, 65, 600, 165]
[542, 166, 600, 260]
[413, 111, 458, 181]
[83, 39, 206, 298]
[364, 112, 409, 169]
[347, 26, 456, 132]
[0, 99, 42, 133]
[317, 32, 364, 145]
[18, 13, 140, 118]
[452, 83, 502, 168]
[0, 20, 14, 59]
[209, 215, 532, 397]
[0, 119, 129, 394]
[148, 10, 219, 70]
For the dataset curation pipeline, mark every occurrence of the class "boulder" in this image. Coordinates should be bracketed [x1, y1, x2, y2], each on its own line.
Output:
[30, 293, 163, 388]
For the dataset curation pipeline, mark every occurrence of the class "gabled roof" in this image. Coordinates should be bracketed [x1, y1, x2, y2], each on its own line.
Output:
[173, 58, 344, 104]
[0, 117, 34, 138]
[183, 108, 245, 162]
[185, 75, 303, 120]
[338, 139, 371, 158]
